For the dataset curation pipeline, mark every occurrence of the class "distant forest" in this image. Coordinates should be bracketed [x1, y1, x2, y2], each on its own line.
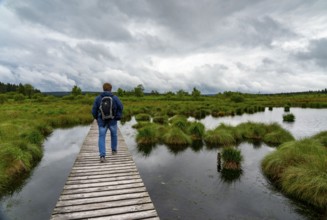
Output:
[0, 82, 41, 95]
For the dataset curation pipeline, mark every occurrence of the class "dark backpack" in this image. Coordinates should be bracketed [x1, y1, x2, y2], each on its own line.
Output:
[99, 96, 116, 120]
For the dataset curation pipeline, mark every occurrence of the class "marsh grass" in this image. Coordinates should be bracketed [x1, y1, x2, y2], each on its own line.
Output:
[135, 113, 151, 122]
[262, 138, 327, 210]
[283, 113, 295, 122]
[222, 147, 243, 170]
[312, 131, 327, 147]
[204, 129, 236, 147]
[0, 98, 93, 196]
[236, 122, 267, 140]
[136, 124, 159, 145]
[188, 122, 205, 140]
[152, 115, 168, 124]
[163, 127, 192, 146]
[263, 123, 295, 145]
[220, 168, 243, 183]
[169, 115, 190, 132]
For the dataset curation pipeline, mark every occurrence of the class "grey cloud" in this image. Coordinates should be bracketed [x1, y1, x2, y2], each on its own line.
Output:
[6, 0, 132, 42]
[76, 42, 118, 61]
[296, 38, 327, 68]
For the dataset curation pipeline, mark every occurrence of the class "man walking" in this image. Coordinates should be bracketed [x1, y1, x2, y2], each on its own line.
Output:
[92, 83, 123, 162]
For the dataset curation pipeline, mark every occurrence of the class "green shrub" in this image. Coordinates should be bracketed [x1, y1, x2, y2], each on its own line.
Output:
[230, 95, 245, 103]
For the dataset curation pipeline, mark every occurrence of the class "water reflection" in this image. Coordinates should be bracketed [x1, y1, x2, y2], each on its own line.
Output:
[120, 108, 327, 220]
[0, 126, 90, 220]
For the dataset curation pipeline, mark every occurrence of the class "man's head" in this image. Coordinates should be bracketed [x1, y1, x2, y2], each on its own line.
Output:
[103, 83, 112, 91]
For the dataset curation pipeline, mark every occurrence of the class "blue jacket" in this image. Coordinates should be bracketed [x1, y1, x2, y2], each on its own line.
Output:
[92, 91, 123, 126]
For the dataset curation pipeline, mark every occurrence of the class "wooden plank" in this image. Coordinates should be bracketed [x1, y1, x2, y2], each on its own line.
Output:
[51, 121, 159, 219]
[59, 187, 147, 200]
[52, 203, 156, 219]
[61, 182, 145, 195]
[55, 192, 151, 207]
[53, 197, 153, 214]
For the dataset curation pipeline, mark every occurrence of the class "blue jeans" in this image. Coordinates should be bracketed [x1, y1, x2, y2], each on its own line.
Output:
[98, 120, 118, 157]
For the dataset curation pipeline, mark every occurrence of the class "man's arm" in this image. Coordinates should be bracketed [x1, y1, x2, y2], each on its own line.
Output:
[91, 97, 99, 120]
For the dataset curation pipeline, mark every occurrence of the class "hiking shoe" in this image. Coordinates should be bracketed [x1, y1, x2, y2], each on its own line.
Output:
[100, 156, 106, 163]
[112, 150, 117, 155]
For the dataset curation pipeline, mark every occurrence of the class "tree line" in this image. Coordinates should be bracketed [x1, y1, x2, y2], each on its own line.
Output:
[0, 82, 41, 98]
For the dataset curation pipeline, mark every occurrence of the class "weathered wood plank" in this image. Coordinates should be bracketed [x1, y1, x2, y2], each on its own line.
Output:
[88, 210, 159, 220]
[53, 197, 153, 214]
[51, 121, 159, 219]
[55, 192, 151, 207]
[59, 187, 147, 200]
[52, 203, 156, 219]
[61, 182, 145, 195]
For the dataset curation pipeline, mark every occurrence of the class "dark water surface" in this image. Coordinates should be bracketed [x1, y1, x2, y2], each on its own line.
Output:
[120, 108, 327, 220]
[0, 108, 326, 220]
[0, 126, 90, 220]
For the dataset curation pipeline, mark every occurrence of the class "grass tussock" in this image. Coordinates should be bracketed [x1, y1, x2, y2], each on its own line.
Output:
[163, 127, 192, 146]
[222, 147, 243, 170]
[188, 122, 205, 140]
[136, 124, 159, 145]
[262, 138, 327, 210]
[283, 113, 295, 122]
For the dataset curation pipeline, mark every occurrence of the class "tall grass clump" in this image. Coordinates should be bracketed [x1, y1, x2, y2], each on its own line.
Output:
[163, 127, 191, 146]
[152, 115, 168, 124]
[262, 137, 327, 210]
[263, 123, 294, 146]
[169, 115, 190, 132]
[222, 147, 243, 170]
[312, 131, 327, 147]
[136, 124, 159, 145]
[283, 113, 295, 122]
[135, 113, 151, 122]
[204, 127, 236, 147]
[236, 122, 267, 141]
[187, 121, 205, 140]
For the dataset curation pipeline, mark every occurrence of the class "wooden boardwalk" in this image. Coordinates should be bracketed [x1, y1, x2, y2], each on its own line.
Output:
[51, 121, 159, 220]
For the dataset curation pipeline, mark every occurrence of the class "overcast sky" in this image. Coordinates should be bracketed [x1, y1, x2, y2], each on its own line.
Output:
[0, 0, 327, 93]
